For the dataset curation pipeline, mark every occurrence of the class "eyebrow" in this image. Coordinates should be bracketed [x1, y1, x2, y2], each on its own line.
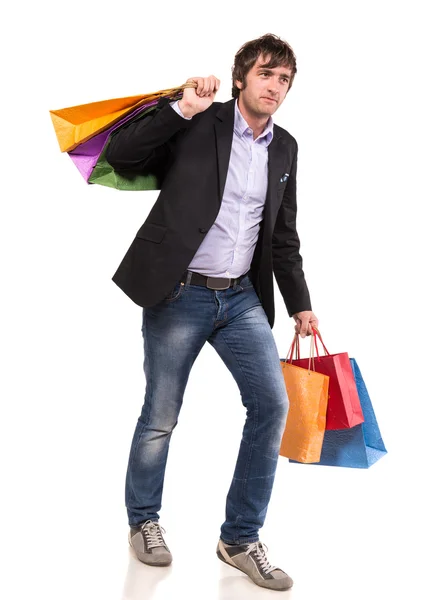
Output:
[256, 67, 291, 80]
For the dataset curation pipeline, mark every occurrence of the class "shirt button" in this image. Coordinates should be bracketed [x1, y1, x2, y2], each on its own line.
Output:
[226, 271, 230, 276]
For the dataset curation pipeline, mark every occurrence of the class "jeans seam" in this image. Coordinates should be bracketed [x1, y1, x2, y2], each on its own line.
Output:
[127, 319, 154, 509]
[219, 328, 260, 541]
[127, 409, 152, 510]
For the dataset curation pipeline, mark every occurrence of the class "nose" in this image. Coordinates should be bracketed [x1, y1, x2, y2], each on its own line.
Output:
[266, 77, 279, 94]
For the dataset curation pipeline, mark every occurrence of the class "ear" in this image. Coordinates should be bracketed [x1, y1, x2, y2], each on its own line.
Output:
[235, 79, 243, 91]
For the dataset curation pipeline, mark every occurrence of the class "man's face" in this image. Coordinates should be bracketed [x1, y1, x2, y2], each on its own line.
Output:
[236, 54, 292, 119]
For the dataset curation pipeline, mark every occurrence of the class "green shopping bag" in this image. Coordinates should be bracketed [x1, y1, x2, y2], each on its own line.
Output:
[88, 104, 161, 191]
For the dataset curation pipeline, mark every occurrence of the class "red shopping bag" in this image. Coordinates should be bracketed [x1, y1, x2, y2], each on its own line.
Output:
[287, 329, 364, 430]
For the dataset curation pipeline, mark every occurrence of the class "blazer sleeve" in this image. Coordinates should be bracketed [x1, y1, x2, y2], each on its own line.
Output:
[271, 141, 312, 317]
[106, 99, 192, 177]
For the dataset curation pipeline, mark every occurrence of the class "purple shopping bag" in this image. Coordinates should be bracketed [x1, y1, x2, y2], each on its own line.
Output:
[68, 99, 159, 182]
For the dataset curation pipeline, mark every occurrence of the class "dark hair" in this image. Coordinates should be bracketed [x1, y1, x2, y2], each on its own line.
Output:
[231, 33, 297, 99]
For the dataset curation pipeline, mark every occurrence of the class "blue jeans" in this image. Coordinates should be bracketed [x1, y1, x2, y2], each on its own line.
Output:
[125, 273, 289, 544]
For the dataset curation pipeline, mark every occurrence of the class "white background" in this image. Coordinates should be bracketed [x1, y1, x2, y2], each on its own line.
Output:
[1, 1, 421, 599]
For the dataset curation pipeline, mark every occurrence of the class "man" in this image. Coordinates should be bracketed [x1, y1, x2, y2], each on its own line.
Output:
[106, 33, 318, 592]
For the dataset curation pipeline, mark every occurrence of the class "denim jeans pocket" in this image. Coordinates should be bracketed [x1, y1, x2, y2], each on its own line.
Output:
[238, 275, 254, 290]
[164, 281, 185, 303]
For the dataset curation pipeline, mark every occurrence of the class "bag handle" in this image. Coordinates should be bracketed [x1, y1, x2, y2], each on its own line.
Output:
[158, 81, 198, 98]
[286, 336, 297, 362]
[284, 332, 317, 373]
[312, 327, 330, 356]
[290, 327, 329, 360]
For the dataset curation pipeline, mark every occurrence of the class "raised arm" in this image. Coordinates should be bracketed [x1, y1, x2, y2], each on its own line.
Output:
[106, 76, 220, 176]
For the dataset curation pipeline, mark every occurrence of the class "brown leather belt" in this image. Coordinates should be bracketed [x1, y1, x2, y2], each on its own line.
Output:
[180, 270, 249, 291]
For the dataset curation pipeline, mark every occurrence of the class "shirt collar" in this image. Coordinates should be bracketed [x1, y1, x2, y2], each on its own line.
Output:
[234, 99, 274, 146]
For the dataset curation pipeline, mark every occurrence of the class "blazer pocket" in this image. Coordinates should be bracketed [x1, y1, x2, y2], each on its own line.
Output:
[136, 222, 167, 243]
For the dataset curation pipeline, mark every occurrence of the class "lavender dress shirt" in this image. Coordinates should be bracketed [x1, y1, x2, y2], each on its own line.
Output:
[171, 99, 273, 278]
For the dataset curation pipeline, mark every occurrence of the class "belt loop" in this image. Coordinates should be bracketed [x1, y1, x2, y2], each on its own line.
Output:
[185, 270, 193, 288]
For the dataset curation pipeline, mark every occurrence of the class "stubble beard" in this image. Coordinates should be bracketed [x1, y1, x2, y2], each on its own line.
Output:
[240, 91, 279, 121]
[253, 98, 277, 119]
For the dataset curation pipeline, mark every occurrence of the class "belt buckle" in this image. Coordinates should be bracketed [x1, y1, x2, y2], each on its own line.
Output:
[206, 276, 230, 290]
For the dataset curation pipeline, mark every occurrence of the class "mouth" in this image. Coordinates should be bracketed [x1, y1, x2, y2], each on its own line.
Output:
[261, 97, 277, 104]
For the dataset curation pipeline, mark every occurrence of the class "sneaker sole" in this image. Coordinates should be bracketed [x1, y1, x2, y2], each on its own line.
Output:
[128, 532, 172, 567]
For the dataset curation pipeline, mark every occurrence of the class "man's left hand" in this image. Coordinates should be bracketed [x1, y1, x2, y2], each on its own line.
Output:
[292, 311, 319, 338]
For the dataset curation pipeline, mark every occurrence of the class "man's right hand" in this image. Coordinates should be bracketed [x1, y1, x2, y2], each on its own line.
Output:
[178, 76, 220, 118]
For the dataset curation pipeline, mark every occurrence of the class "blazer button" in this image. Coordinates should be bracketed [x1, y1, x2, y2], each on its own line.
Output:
[199, 228, 208, 234]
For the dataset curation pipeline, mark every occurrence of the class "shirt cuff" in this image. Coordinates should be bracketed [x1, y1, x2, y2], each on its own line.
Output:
[170, 100, 192, 120]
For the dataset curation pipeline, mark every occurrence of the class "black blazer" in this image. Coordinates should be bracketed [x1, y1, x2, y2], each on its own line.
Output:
[106, 98, 311, 328]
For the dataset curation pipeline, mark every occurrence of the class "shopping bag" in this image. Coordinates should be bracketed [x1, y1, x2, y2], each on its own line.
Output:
[87, 102, 163, 190]
[279, 334, 330, 463]
[290, 358, 387, 468]
[50, 82, 195, 152]
[87, 133, 159, 191]
[290, 328, 364, 430]
[68, 101, 159, 183]
[84, 94, 182, 190]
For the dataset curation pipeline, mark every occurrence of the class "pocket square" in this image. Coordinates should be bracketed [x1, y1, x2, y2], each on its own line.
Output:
[280, 173, 289, 182]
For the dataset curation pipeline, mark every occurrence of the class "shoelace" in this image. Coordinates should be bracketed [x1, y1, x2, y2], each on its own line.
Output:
[245, 541, 277, 575]
[141, 520, 167, 549]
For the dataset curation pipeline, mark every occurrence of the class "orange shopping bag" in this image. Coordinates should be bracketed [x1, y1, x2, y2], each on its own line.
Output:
[50, 83, 195, 153]
[279, 333, 329, 463]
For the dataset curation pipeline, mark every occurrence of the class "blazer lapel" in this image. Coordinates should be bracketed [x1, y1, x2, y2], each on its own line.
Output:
[265, 130, 290, 231]
[214, 99, 236, 204]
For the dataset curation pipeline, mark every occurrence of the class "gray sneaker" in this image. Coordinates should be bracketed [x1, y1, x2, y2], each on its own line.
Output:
[217, 539, 293, 591]
[129, 520, 172, 566]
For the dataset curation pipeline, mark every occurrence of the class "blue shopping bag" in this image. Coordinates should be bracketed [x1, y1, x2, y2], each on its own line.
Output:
[290, 358, 387, 468]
